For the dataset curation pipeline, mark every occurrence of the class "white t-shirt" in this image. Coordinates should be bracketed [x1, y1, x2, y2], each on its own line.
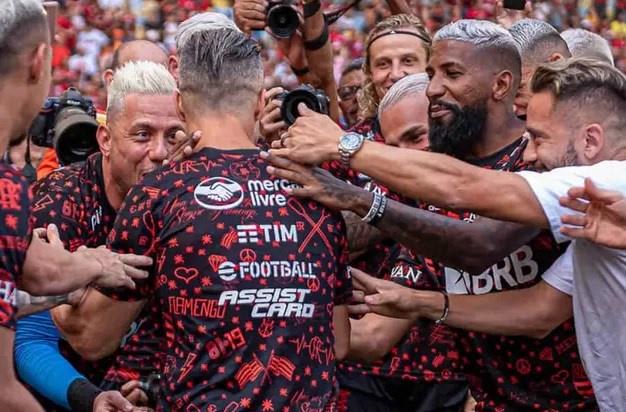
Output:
[518, 160, 626, 412]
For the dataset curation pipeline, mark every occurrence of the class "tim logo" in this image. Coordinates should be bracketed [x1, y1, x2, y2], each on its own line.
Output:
[194, 177, 244, 210]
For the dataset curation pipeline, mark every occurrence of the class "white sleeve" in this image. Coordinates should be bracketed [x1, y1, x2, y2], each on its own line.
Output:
[517, 161, 626, 244]
[541, 243, 574, 296]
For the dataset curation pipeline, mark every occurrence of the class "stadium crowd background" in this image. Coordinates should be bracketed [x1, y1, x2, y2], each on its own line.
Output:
[48, 0, 626, 113]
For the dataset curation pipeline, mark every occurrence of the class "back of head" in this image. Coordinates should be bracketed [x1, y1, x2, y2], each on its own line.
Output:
[107, 61, 177, 119]
[434, 19, 521, 85]
[176, 12, 240, 51]
[561, 29, 614, 66]
[178, 29, 263, 115]
[509, 19, 571, 66]
[0, 0, 48, 76]
[110, 40, 168, 71]
[378, 73, 429, 117]
[531, 58, 626, 145]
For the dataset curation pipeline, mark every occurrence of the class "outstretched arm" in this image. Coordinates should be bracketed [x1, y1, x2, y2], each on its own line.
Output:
[267, 108, 549, 228]
[260, 153, 540, 273]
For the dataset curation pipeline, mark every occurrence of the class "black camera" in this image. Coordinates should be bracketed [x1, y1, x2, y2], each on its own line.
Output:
[277, 85, 330, 125]
[29, 87, 99, 166]
[266, 0, 300, 38]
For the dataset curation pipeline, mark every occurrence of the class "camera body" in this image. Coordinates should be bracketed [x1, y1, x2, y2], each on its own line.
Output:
[29, 87, 99, 166]
[266, 0, 300, 38]
[276, 85, 330, 125]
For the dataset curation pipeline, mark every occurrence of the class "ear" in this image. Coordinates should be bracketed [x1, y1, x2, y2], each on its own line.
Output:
[97, 124, 112, 158]
[581, 123, 604, 161]
[28, 43, 48, 84]
[102, 69, 114, 87]
[168, 55, 179, 83]
[547, 53, 564, 63]
[493, 70, 514, 102]
[254, 88, 267, 121]
[175, 89, 186, 123]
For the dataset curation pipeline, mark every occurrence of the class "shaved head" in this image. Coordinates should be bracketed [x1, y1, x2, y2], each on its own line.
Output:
[111, 40, 168, 71]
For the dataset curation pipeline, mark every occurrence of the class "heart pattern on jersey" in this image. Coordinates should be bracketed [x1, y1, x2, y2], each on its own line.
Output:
[174, 267, 199, 284]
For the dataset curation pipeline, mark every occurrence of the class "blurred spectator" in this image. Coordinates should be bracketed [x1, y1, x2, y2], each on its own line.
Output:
[46, 0, 624, 108]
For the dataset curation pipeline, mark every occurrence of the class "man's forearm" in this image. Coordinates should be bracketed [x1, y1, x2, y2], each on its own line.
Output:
[22, 244, 100, 296]
[343, 188, 539, 273]
[16, 290, 71, 318]
[411, 282, 572, 339]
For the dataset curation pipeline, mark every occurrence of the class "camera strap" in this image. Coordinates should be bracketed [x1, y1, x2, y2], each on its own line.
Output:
[323, 0, 363, 25]
[303, 0, 321, 18]
[304, 18, 329, 51]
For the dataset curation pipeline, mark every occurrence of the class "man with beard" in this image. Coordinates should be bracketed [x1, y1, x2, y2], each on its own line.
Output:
[305, 57, 625, 412]
[507, 19, 571, 120]
[265, 20, 597, 410]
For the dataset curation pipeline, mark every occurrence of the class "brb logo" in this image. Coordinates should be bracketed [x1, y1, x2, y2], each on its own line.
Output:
[194, 177, 244, 210]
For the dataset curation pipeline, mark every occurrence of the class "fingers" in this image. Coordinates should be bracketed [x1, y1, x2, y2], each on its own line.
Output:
[121, 380, 143, 395]
[165, 130, 202, 164]
[297, 102, 316, 116]
[584, 178, 624, 204]
[346, 303, 372, 316]
[32, 227, 47, 239]
[566, 185, 587, 201]
[97, 391, 134, 412]
[118, 253, 154, 268]
[560, 213, 587, 227]
[123, 264, 150, 281]
[559, 195, 589, 213]
[125, 388, 149, 406]
[46, 223, 64, 247]
[559, 225, 590, 240]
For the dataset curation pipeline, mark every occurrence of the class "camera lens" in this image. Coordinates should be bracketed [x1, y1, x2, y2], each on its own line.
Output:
[54, 107, 99, 165]
[267, 4, 299, 39]
[280, 87, 329, 125]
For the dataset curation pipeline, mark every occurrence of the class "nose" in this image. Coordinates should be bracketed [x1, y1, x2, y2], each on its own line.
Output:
[149, 136, 169, 164]
[389, 61, 405, 83]
[523, 135, 538, 165]
[426, 74, 444, 101]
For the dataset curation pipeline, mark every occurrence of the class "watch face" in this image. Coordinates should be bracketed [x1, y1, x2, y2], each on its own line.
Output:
[341, 133, 363, 151]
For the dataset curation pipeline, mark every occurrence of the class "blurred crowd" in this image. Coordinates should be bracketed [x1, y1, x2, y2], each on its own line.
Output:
[50, 0, 625, 111]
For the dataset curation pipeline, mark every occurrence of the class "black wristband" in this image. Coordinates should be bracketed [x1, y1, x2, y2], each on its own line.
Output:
[291, 65, 311, 76]
[304, 0, 321, 18]
[68, 378, 103, 412]
[369, 193, 387, 226]
[304, 18, 329, 51]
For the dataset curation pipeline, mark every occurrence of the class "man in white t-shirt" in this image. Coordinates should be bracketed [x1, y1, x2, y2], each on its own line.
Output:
[264, 57, 626, 411]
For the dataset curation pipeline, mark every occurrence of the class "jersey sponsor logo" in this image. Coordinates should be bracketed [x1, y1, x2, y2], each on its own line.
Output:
[247, 179, 297, 207]
[194, 177, 244, 210]
[390, 265, 422, 283]
[217, 260, 318, 281]
[445, 245, 539, 295]
[218, 288, 314, 318]
[236, 224, 298, 244]
[89, 205, 103, 231]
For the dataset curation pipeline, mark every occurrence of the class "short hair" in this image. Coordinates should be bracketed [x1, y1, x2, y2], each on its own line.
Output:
[178, 29, 263, 114]
[360, 14, 431, 119]
[107, 61, 177, 118]
[509, 19, 570, 65]
[175, 12, 240, 50]
[342, 58, 364, 78]
[561, 28, 614, 66]
[378, 73, 429, 118]
[531, 58, 626, 142]
[0, 0, 48, 75]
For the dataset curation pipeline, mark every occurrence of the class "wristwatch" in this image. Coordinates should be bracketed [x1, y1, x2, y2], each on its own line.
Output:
[338, 132, 365, 168]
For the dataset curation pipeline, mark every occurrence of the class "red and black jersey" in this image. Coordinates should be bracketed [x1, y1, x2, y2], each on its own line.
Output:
[337, 248, 468, 412]
[106, 147, 352, 411]
[426, 138, 597, 411]
[31, 153, 162, 387]
[0, 165, 32, 331]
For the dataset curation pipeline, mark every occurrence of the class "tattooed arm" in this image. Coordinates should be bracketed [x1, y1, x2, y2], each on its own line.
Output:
[342, 211, 386, 260]
[15, 290, 84, 318]
[267, 164, 539, 273]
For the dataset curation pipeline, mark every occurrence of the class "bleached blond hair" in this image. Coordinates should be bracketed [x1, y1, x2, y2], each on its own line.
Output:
[107, 61, 177, 116]
[378, 73, 429, 118]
